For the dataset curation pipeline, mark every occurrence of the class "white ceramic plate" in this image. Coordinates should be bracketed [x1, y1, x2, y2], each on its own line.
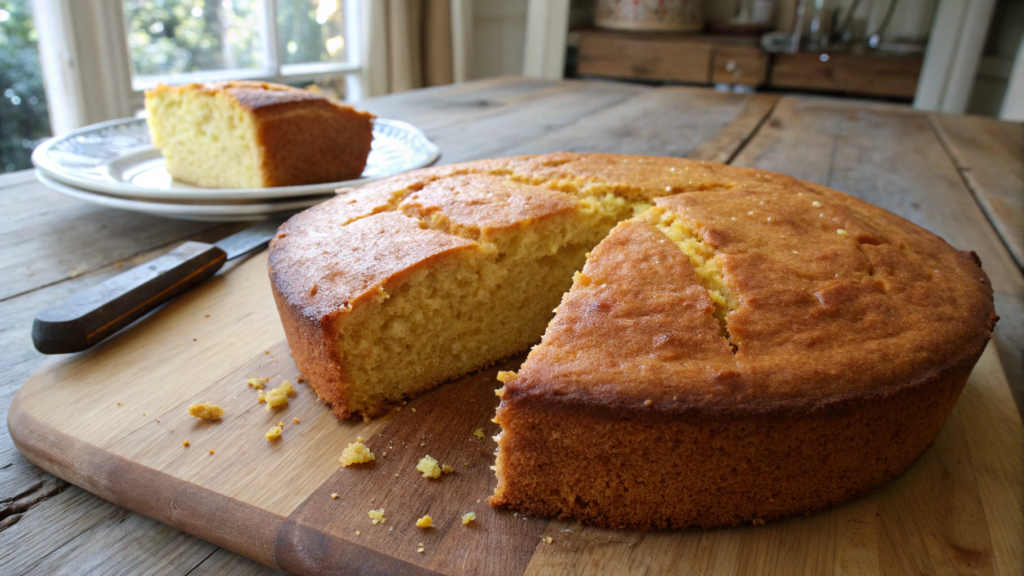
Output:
[36, 171, 329, 222]
[32, 117, 440, 201]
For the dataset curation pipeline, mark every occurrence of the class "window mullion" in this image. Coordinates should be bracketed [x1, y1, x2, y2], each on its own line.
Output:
[260, 0, 282, 76]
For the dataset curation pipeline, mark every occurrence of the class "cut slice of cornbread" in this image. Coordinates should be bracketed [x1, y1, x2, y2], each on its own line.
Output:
[145, 81, 374, 188]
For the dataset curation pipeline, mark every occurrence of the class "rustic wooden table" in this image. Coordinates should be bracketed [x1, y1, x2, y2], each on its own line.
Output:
[1, 77, 1021, 575]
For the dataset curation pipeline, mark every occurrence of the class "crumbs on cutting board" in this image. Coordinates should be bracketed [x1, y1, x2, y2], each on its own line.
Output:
[247, 376, 268, 389]
[340, 437, 375, 466]
[416, 515, 432, 528]
[266, 426, 282, 442]
[368, 509, 385, 524]
[260, 381, 294, 410]
[462, 512, 476, 525]
[187, 403, 224, 420]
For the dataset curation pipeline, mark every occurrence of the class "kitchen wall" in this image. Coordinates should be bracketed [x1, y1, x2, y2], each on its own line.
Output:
[467, 0, 529, 80]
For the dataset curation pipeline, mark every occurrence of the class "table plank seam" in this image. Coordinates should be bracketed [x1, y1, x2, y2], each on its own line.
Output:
[723, 95, 782, 165]
[0, 225, 238, 305]
[926, 114, 1024, 273]
[182, 547, 220, 576]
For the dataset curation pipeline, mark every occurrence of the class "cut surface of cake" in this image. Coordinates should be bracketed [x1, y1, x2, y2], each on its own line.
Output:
[268, 153, 996, 528]
[145, 81, 374, 188]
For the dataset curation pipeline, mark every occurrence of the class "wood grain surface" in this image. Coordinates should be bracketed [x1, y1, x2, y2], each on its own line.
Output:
[9, 249, 1022, 575]
[2, 78, 1023, 575]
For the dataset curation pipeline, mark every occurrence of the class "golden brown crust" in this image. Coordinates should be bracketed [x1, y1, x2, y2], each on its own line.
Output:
[490, 335, 983, 529]
[502, 182, 997, 415]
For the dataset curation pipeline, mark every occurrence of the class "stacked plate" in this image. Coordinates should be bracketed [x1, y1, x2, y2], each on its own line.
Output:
[32, 117, 441, 222]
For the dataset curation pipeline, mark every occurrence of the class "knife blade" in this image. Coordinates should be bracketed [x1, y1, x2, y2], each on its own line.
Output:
[32, 217, 287, 354]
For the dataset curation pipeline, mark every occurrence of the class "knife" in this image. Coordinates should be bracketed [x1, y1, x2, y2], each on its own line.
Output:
[32, 218, 286, 354]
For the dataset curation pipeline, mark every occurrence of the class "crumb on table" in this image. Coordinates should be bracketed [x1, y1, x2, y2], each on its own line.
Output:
[462, 512, 475, 525]
[368, 509, 385, 525]
[264, 381, 294, 410]
[417, 455, 442, 478]
[182, 440, 190, 447]
[187, 402, 224, 420]
[247, 376, 269, 389]
[473, 429, 485, 439]
[293, 417, 300, 424]
[340, 438, 375, 466]
[416, 515, 432, 528]
[331, 493, 339, 499]
[542, 536, 553, 544]
[266, 426, 282, 442]
[208, 449, 215, 455]
[417, 547, 424, 554]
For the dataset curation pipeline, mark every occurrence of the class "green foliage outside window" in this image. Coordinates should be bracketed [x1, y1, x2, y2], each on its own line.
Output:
[125, 0, 264, 76]
[0, 0, 51, 173]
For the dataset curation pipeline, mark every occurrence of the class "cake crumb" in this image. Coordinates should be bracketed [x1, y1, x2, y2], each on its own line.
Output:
[266, 426, 282, 441]
[247, 377, 268, 389]
[417, 547, 424, 554]
[278, 421, 285, 428]
[296, 376, 304, 383]
[837, 228, 848, 237]
[473, 429, 485, 439]
[340, 440, 375, 466]
[355, 530, 360, 536]
[441, 464, 453, 474]
[417, 455, 442, 478]
[182, 440, 190, 447]
[293, 417, 300, 424]
[331, 493, 339, 499]
[264, 381, 294, 410]
[411, 408, 416, 412]
[208, 449, 215, 455]
[462, 512, 476, 525]
[265, 350, 270, 354]
[257, 392, 266, 403]
[117, 402, 121, 406]
[542, 536, 553, 544]
[187, 403, 224, 420]
[368, 509, 385, 524]
[416, 515, 433, 528]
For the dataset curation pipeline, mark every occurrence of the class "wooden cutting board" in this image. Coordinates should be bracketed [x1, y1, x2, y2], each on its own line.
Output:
[8, 251, 1023, 575]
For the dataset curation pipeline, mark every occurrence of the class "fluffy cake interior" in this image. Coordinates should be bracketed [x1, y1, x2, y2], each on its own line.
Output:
[145, 89, 262, 188]
[335, 193, 650, 415]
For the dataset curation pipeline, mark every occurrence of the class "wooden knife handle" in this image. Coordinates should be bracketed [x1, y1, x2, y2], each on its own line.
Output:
[32, 241, 227, 354]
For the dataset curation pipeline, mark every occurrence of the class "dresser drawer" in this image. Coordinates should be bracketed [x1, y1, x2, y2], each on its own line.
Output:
[578, 31, 712, 84]
[712, 45, 768, 86]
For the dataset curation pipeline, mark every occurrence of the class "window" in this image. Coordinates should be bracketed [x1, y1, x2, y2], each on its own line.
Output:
[123, 0, 362, 98]
[0, 0, 51, 172]
[30, 0, 369, 137]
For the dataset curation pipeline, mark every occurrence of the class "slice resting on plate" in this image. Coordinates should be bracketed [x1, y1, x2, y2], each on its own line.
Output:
[145, 81, 374, 189]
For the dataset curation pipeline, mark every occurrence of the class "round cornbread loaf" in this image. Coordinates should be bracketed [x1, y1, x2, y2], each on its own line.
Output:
[268, 153, 996, 528]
